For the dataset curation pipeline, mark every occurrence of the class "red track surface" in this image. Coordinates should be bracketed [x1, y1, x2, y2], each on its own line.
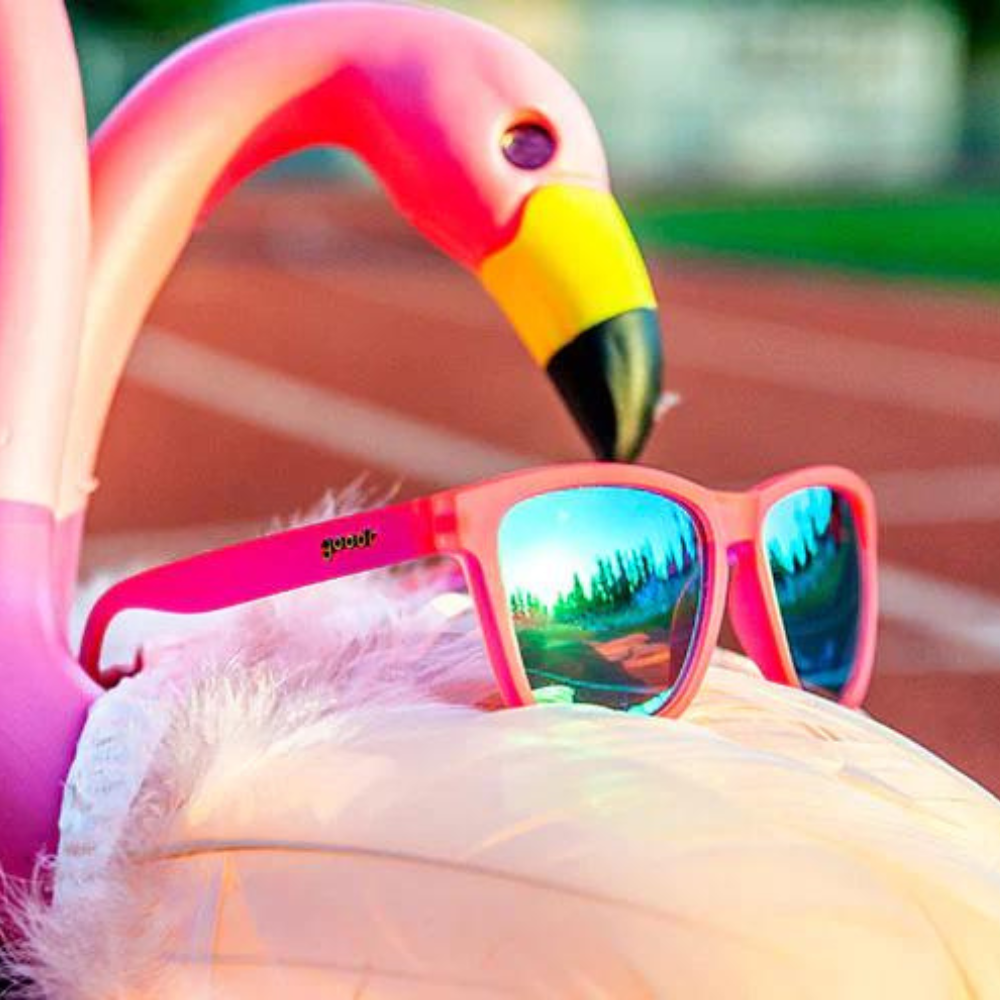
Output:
[84, 185, 1000, 791]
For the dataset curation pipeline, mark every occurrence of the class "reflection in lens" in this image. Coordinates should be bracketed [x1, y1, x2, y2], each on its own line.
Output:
[498, 487, 705, 713]
[763, 487, 861, 697]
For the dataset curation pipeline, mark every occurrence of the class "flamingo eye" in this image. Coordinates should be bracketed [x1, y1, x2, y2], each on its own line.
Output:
[502, 121, 557, 170]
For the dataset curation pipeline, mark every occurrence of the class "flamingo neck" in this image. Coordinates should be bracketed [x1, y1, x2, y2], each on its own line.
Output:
[59, 2, 469, 569]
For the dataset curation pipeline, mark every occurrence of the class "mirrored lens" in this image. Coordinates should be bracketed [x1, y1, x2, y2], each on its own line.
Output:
[763, 487, 862, 697]
[498, 487, 705, 713]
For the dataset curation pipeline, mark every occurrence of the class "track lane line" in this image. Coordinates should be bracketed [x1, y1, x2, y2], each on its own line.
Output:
[282, 263, 1000, 425]
[667, 303, 1000, 426]
[879, 564, 1000, 666]
[868, 465, 1000, 527]
[129, 326, 542, 485]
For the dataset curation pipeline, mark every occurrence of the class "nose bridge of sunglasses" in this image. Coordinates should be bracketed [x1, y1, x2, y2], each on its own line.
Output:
[725, 540, 794, 686]
[714, 491, 759, 551]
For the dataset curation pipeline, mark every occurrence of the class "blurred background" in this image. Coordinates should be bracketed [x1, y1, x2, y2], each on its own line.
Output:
[66, 1, 1000, 787]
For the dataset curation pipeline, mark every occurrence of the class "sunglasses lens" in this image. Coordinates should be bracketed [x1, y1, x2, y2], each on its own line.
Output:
[763, 487, 862, 698]
[498, 487, 706, 713]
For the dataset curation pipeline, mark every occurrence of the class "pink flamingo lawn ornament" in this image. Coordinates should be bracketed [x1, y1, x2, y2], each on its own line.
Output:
[4, 3, 1000, 996]
[0, 0, 662, 886]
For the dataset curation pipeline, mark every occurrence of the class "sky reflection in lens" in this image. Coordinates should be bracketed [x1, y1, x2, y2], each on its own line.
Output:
[764, 487, 861, 696]
[499, 487, 704, 713]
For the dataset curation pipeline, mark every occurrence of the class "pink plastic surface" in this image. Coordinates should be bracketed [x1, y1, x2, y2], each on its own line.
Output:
[0, 502, 99, 883]
[82, 463, 878, 716]
[53, 510, 85, 632]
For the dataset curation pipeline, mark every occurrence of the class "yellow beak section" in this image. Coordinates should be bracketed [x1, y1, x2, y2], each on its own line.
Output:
[479, 185, 663, 462]
[480, 186, 656, 365]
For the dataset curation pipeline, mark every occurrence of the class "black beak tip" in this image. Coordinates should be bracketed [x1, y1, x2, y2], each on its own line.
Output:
[546, 308, 663, 462]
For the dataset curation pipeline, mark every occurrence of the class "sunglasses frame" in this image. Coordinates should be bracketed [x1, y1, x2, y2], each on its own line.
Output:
[80, 463, 877, 714]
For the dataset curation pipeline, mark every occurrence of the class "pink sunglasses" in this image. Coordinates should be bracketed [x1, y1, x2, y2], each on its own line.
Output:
[81, 463, 877, 716]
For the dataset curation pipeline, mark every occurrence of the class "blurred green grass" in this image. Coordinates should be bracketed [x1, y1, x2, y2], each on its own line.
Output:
[629, 191, 1000, 288]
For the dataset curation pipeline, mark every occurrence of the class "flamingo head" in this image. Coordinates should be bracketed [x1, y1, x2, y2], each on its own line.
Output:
[337, 6, 662, 462]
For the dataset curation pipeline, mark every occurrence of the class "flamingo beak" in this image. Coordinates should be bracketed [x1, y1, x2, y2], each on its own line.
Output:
[479, 185, 662, 462]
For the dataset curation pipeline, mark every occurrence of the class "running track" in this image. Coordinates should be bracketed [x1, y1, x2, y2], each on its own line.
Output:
[82, 186, 1000, 791]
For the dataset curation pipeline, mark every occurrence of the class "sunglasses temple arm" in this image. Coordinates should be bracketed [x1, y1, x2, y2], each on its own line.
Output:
[78, 498, 440, 683]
